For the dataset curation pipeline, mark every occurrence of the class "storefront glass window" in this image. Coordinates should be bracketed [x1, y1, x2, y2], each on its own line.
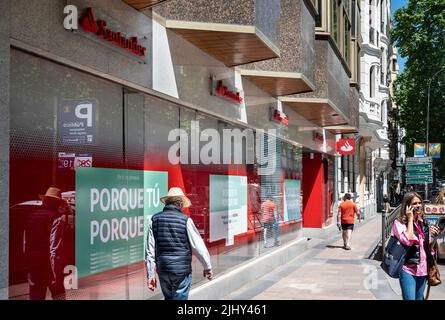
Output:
[9, 50, 303, 300]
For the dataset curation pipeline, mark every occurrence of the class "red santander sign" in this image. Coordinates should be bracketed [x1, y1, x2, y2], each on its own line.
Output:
[214, 80, 243, 104]
[336, 138, 355, 155]
[81, 8, 147, 57]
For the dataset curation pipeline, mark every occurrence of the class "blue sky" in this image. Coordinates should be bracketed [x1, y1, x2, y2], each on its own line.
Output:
[391, 0, 407, 73]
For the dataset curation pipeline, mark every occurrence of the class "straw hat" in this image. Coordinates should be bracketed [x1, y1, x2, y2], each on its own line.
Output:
[160, 187, 191, 208]
[39, 187, 66, 204]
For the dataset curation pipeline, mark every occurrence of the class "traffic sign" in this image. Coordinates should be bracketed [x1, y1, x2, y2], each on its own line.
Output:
[406, 171, 433, 177]
[406, 177, 433, 184]
[406, 156, 432, 164]
[406, 163, 433, 170]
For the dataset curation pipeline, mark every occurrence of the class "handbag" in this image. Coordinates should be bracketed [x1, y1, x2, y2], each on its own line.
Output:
[428, 261, 441, 286]
[380, 235, 410, 279]
[425, 253, 441, 300]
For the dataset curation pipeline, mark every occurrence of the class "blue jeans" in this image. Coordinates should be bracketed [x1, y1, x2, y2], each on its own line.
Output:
[158, 272, 192, 300]
[399, 269, 427, 300]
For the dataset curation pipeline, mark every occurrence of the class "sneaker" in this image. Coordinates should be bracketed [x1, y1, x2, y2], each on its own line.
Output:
[345, 245, 351, 250]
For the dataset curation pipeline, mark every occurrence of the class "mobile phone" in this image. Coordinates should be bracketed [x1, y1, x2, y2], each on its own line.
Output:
[437, 217, 445, 231]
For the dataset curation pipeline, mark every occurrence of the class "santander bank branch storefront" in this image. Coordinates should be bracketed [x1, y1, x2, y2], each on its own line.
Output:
[6, 1, 335, 299]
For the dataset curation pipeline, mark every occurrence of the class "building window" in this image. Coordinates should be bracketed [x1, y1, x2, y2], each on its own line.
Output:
[380, 48, 385, 85]
[380, 0, 385, 33]
[366, 155, 372, 192]
[316, 0, 323, 27]
[332, 0, 339, 43]
[369, 0, 373, 26]
[357, 46, 361, 83]
[344, 17, 351, 65]
[344, 0, 350, 16]
[351, 0, 356, 37]
[370, 66, 376, 98]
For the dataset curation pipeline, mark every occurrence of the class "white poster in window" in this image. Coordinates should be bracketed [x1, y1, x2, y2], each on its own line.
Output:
[209, 175, 247, 243]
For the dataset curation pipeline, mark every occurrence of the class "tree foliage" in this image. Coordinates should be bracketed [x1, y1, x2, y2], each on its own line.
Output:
[391, 0, 445, 177]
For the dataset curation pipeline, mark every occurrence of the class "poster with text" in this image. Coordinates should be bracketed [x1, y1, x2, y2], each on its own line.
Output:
[209, 175, 247, 242]
[283, 179, 301, 222]
[60, 99, 97, 145]
[75, 168, 167, 277]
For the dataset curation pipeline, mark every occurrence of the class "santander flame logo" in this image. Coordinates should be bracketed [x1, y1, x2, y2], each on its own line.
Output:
[340, 141, 353, 152]
[82, 8, 99, 33]
[336, 138, 355, 155]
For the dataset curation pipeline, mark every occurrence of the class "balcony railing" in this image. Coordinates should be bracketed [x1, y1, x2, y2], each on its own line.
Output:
[360, 100, 382, 123]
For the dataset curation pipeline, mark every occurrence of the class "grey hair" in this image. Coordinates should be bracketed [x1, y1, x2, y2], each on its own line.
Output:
[164, 196, 184, 208]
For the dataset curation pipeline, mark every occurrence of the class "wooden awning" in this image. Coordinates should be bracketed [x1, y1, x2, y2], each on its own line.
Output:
[322, 125, 358, 134]
[238, 69, 314, 97]
[164, 20, 280, 67]
[123, 0, 169, 10]
[280, 97, 349, 128]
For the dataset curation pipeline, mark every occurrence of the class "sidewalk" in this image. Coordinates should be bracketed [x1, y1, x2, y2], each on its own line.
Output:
[223, 213, 404, 300]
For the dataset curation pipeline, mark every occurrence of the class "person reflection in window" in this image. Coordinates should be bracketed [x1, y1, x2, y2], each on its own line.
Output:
[261, 196, 280, 248]
[25, 187, 69, 300]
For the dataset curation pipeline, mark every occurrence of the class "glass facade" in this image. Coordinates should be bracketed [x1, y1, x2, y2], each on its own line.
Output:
[9, 50, 303, 299]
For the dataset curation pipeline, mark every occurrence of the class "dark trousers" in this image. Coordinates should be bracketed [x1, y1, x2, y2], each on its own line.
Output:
[263, 221, 279, 246]
[158, 272, 192, 300]
[28, 270, 65, 300]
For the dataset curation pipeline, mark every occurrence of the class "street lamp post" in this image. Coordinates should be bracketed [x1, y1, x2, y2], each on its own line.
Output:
[425, 68, 445, 201]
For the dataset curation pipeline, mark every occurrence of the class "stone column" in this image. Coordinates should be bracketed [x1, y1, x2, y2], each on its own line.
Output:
[0, 0, 10, 300]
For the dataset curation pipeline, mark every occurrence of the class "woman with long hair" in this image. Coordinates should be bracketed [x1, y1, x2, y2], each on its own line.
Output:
[435, 189, 445, 204]
[392, 192, 440, 300]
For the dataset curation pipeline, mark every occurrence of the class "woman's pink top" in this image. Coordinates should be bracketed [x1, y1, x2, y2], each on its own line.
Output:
[392, 219, 433, 277]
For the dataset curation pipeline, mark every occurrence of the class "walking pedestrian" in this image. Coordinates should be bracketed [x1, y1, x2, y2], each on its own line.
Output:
[337, 193, 359, 250]
[435, 189, 445, 204]
[392, 192, 440, 300]
[145, 187, 213, 300]
[383, 194, 390, 213]
[25, 187, 69, 300]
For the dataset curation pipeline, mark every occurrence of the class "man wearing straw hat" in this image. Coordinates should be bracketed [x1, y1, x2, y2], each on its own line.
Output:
[145, 187, 213, 300]
[25, 187, 70, 300]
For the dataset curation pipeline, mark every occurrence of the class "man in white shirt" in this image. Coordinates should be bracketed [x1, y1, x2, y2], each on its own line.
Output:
[145, 187, 213, 300]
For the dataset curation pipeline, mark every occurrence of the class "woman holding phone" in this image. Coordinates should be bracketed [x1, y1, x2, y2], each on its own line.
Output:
[392, 192, 440, 300]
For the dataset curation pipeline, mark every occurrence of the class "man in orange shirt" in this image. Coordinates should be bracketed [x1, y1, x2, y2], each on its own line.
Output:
[337, 193, 360, 250]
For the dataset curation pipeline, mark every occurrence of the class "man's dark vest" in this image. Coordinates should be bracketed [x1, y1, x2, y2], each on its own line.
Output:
[405, 219, 431, 265]
[152, 205, 192, 274]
